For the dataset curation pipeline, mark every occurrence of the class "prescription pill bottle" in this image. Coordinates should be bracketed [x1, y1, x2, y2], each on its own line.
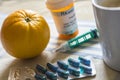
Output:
[46, 0, 79, 40]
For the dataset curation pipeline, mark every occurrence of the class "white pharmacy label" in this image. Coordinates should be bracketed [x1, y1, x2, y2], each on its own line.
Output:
[51, 7, 78, 35]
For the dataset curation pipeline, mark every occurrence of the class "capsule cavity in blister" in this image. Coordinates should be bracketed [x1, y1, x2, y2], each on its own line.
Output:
[47, 63, 58, 73]
[45, 71, 57, 80]
[57, 61, 69, 70]
[36, 64, 47, 74]
[80, 64, 92, 74]
[68, 58, 80, 68]
[35, 73, 47, 80]
[78, 56, 91, 66]
[68, 67, 80, 76]
[57, 69, 69, 79]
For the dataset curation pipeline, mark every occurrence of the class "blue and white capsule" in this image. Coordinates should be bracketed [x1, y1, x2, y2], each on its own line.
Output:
[80, 64, 92, 74]
[78, 56, 91, 66]
[57, 69, 69, 79]
[36, 64, 47, 74]
[68, 58, 80, 68]
[68, 67, 80, 76]
[35, 73, 47, 80]
[57, 61, 69, 70]
[47, 63, 58, 73]
[45, 71, 57, 80]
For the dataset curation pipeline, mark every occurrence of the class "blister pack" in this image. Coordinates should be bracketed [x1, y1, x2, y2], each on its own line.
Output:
[8, 56, 96, 80]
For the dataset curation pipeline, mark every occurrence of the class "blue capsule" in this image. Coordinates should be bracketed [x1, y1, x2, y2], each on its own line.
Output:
[57, 61, 69, 70]
[36, 64, 47, 74]
[80, 64, 92, 74]
[78, 56, 91, 66]
[57, 69, 69, 79]
[45, 71, 57, 80]
[47, 63, 58, 73]
[68, 58, 80, 68]
[68, 67, 80, 76]
[34, 73, 47, 80]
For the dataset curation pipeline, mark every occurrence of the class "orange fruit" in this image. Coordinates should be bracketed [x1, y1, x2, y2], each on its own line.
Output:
[1, 9, 50, 59]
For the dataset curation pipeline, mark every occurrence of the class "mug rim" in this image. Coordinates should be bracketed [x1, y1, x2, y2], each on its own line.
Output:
[92, 0, 120, 11]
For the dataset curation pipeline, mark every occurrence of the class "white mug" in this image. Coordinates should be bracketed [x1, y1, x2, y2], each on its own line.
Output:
[92, 0, 120, 71]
